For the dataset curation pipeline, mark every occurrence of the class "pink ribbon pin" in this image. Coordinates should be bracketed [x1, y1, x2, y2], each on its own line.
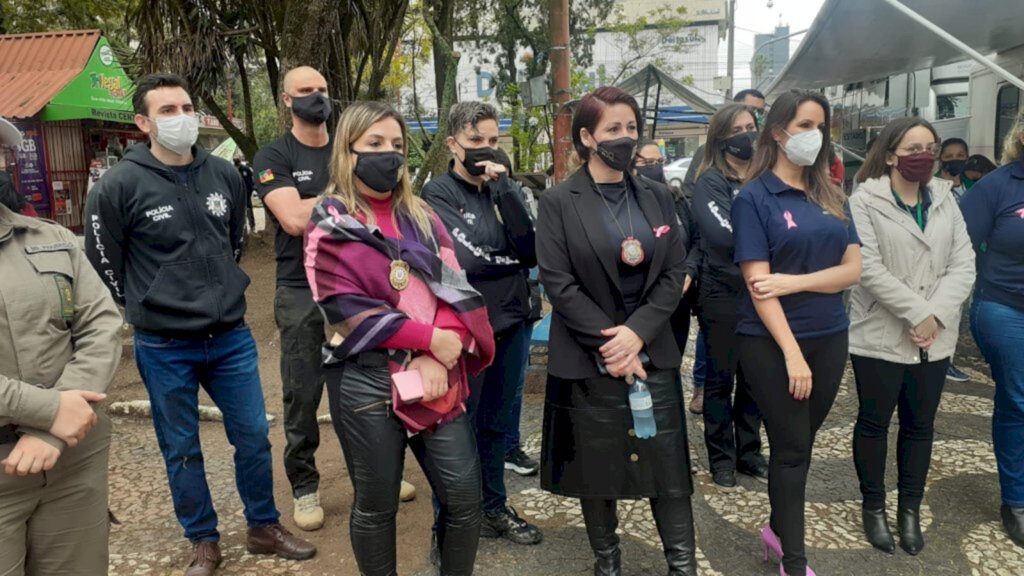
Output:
[1016, 208, 1024, 219]
[783, 210, 798, 230]
[654, 225, 671, 238]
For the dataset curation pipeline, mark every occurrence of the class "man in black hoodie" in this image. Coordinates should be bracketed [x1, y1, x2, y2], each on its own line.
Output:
[84, 74, 315, 576]
[422, 101, 542, 548]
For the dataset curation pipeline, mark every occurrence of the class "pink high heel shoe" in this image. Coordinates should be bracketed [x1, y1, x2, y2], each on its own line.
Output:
[761, 525, 783, 563]
[761, 525, 816, 576]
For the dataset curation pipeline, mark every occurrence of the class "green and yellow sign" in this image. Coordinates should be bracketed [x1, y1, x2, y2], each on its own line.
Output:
[39, 37, 135, 123]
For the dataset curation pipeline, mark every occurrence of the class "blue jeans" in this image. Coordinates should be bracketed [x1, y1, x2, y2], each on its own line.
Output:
[434, 323, 531, 524]
[504, 323, 533, 454]
[134, 325, 280, 542]
[693, 330, 707, 389]
[971, 299, 1024, 507]
[471, 323, 531, 513]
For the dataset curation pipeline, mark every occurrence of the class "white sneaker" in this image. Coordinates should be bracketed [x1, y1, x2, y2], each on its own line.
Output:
[293, 493, 325, 531]
[400, 480, 416, 502]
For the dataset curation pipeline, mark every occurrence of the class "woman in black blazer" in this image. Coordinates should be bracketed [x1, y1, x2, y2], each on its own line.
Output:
[536, 86, 696, 576]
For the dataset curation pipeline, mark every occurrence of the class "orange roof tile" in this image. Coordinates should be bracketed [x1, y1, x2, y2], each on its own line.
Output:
[0, 30, 101, 119]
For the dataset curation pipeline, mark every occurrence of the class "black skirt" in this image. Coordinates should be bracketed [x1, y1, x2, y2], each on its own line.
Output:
[540, 368, 693, 499]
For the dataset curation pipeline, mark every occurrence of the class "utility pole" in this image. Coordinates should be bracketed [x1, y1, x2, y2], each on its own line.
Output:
[726, 0, 736, 99]
[550, 0, 572, 184]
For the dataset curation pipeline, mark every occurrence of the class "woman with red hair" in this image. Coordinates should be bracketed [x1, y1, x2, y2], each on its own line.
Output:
[536, 86, 697, 576]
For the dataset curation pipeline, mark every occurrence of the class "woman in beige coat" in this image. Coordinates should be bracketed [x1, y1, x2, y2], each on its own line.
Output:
[847, 117, 975, 557]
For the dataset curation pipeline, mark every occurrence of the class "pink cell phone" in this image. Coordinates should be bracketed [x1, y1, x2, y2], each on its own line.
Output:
[392, 370, 424, 404]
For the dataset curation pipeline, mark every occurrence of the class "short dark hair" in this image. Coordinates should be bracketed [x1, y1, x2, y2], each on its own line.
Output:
[940, 137, 968, 156]
[965, 154, 997, 175]
[447, 101, 499, 138]
[734, 89, 765, 103]
[571, 86, 642, 162]
[132, 73, 189, 115]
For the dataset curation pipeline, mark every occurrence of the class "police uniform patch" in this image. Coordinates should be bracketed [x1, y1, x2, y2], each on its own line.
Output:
[53, 275, 74, 318]
[206, 192, 228, 217]
[259, 169, 274, 183]
[25, 241, 76, 254]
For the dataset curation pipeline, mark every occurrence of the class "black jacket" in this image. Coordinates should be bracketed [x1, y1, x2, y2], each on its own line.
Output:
[681, 144, 706, 200]
[537, 169, 687, 379]
[84, 144, 249, 337]
[421, 167, 537, 335]
[691, 166, 745, 320]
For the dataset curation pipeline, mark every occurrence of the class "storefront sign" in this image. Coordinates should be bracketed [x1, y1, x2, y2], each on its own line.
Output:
[40, 36, 135, 123]
[11, 120, 50, 215]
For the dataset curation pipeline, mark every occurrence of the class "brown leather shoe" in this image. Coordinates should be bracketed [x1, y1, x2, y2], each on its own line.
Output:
[184, 541, 221, 576]
[246, 524, 317, 560]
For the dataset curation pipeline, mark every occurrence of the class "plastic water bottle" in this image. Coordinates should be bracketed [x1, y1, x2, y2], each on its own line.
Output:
[627, 375, 657, 439]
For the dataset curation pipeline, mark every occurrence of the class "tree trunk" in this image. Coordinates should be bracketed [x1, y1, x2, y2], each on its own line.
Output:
[233, 48, 257, 149]
[365, 1, 410, 101]
[428, 0, 455, 112]
[278, 0, 337, 128]
[414, 4, 460, 194]
[200, 94, 258, 161]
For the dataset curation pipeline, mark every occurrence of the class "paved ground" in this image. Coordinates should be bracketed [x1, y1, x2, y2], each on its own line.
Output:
[105, 209, 1023, 575]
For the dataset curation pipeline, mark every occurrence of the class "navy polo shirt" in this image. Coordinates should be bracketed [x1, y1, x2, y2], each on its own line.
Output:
[732, 171, 860, 339]
[960, 159, 1024, 313]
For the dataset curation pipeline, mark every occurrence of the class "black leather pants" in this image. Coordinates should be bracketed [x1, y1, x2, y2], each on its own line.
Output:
[581, 496, 697, 576]
[329, 360, 482, 576]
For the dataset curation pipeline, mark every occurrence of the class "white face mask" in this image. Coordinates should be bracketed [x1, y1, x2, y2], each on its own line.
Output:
[781, 129, 823, 167]
[150, 114, 199, 156]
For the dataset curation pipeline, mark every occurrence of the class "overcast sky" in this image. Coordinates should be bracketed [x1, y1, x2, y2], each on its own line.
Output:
[723, 0, 827, 90]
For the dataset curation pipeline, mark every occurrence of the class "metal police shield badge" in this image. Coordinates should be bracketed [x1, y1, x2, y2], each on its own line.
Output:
[389, 260, 410, 291]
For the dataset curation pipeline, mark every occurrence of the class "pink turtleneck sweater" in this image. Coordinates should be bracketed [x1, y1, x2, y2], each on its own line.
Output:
[364, 195, 468, 352]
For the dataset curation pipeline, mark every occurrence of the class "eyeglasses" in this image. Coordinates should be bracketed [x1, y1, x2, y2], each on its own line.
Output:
[634, 157, 666, 167]
[893, 143, 940, 155]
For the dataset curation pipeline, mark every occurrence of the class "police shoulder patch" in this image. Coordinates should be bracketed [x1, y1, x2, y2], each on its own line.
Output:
[53, 275, 75, 318]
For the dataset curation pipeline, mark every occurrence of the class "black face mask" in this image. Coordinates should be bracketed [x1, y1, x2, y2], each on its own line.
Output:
[942, 159, 966, 177]
[457, 142, 497, 177]
[594, 136, 638, 173]
[636, 164, 665, 183]
[289, 92, 332, 125]
[721, 131, 757, 161]
[354, 151, 405, 193]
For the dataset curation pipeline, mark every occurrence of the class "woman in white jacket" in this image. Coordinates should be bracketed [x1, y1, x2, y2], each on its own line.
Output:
[847, 117, 976, 557]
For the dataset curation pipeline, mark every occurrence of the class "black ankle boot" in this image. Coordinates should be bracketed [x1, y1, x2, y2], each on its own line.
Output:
[651, 497, 698, 576]
[1001, 505, 1024, 548]
[582, 500, 622, 576]
[593, 545, 622, 576]
[862, 505, 895, 554]
[897, 505, 924, 555]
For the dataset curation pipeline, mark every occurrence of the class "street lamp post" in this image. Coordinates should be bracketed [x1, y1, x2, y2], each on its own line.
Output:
[726, 0, 778, 98]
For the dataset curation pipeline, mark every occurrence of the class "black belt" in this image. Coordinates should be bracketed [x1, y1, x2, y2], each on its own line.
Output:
[136, 320, 244, 341]
[349, 350, 390, 369]
[0, 425, 18, 445]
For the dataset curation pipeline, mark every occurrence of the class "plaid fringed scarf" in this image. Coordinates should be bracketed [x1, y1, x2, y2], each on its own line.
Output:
[305, 196, 495, 433]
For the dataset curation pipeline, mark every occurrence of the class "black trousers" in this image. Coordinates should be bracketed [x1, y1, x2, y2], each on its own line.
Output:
[329, 361, 481, 576]
[850, 354, 949, 510]
[275, 285, 327, 498]
[739, 332, 847, 576]
[699, 316, 763, 473]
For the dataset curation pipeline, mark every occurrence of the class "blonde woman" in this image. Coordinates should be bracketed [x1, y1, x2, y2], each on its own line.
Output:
[304, 101, 495, 575]
[960, 109, 1024, 549]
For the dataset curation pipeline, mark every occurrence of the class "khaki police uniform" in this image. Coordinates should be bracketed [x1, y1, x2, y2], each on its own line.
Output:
[0, 202, 122, 575]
